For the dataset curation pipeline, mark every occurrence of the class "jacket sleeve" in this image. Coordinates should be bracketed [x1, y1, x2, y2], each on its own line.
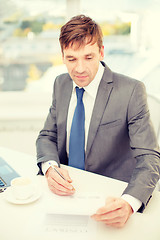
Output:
[123, 81, 160, 211]
[36, 77, 60, 174]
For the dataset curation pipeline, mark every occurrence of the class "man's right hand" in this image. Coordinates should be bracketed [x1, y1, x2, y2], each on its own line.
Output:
[45, 166, 75, 196]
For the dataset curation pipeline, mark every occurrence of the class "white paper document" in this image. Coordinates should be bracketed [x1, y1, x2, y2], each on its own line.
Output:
[38, 192, 105, 239]
[43, 213, 96, 239]
[45, 191, 105, 215]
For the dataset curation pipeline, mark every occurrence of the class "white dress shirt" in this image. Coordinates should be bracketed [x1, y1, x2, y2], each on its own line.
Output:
[66, 61, 104, 154]
[42, 62, 142, 212]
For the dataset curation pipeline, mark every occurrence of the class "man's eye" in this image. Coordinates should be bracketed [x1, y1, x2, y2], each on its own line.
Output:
[68, 59, 75, 62]
[86, 57, 92, 60]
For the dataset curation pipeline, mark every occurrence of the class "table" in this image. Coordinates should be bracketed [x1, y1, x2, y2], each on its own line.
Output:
[0, 146, 160, 240]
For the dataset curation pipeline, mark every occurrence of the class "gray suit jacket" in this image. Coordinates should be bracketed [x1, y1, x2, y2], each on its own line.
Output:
[36, 62, 160, 211]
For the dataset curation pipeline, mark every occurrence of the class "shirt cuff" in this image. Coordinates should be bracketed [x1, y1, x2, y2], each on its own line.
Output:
[121, 194, 142, 213]
[42, 160, 58, 175]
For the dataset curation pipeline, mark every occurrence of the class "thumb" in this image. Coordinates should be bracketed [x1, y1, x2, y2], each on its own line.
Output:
[61, 169, 73, 183]
[105, 196, 117, 205]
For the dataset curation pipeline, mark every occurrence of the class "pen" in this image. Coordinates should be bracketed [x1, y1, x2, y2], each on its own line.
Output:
[49, 163, 75, 190]
[49, 162, 67, 181]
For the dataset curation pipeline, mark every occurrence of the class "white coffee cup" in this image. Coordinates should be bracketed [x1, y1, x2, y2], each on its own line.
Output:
[11, 177, 35, 200]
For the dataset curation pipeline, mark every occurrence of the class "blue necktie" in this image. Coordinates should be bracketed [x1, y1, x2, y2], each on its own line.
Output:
[69, 87, 85, 170]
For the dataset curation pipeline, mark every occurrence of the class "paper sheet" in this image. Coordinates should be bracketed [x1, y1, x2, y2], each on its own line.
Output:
[43, 213, 97, 238]
[45, 191, 105, 215]
[38, 192, 105, 239]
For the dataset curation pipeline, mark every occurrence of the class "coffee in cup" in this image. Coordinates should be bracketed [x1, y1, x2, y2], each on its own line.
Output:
[11, 177, 35, 200]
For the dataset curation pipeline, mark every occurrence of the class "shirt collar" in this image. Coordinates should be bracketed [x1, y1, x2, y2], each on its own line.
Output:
[72, 62, 104, 96]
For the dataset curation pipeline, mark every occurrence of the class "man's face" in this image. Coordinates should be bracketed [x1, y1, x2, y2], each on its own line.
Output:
[62, 41, 104, 87]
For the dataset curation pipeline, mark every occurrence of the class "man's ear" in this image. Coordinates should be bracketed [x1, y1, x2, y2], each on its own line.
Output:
[100, 46, 104, 60]
[61, 51, 65, 64]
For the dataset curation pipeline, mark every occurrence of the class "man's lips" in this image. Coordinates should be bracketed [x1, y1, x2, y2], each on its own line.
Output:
[75, 75, 88, 79]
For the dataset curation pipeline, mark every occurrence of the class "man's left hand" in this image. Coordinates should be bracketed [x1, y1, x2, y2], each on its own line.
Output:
[91, 197, 133, 228]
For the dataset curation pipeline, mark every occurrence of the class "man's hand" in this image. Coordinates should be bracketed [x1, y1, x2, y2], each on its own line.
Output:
[45, 166, 75, 196]
[91, 197, 133, 228]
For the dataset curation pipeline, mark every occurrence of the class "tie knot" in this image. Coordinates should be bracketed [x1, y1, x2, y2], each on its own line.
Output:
[76, 87, 85, 101]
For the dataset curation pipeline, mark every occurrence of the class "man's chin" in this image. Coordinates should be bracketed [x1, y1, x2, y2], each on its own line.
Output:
[73, 78, 91, 88]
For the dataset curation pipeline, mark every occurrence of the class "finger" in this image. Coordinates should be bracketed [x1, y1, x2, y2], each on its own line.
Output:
[96, 202, 120, 215]
[91, 200, 133, 228]
[47, 175, 74, 195]
[53, 167, 74, 188]
[48, 175, 75, 194]
[105, 196, 117, 204]
[92, 207, 124, 221]
[48, 176, 74, 193]
[105, 221, 126, 228]
[91, 214, 120, 223]
[59, 168, 73, 183]
[49, 183, 75, 196]
[49, 168, 74, 191]
[91, 212, 128, 229]
[104, 214, 129, 228]
[96, 196, 128, 215]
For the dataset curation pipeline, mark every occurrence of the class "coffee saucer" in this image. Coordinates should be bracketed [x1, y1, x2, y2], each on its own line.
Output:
[3, 187, 42, 205]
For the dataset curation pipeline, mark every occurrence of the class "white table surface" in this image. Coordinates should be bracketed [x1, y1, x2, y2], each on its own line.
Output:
[0, 147, 160, 240]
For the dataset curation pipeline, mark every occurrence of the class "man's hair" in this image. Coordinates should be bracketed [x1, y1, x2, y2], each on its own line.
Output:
[59, 14, 103, 52]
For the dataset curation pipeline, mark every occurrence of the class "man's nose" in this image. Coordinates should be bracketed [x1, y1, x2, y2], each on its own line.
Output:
[75, 60, 85, 73]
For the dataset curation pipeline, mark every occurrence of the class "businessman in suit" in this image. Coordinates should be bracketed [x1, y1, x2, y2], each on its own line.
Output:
[36, 15, 160, 227]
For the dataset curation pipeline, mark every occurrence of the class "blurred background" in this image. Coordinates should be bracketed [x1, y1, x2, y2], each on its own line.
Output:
[0, 0, 160, 156]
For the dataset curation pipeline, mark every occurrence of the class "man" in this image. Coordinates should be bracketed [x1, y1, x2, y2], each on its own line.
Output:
[36, 15, 160, 228]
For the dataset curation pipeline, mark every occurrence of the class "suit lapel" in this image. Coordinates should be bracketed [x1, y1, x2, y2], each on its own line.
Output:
[58, 77, 73, 153]
[86, 65, 113, 159]
[60, 77, 73, 122]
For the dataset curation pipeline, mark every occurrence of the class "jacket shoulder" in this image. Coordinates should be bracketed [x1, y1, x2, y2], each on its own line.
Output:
[55, 72, 70, 82]
[53, 72, 72, 89]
